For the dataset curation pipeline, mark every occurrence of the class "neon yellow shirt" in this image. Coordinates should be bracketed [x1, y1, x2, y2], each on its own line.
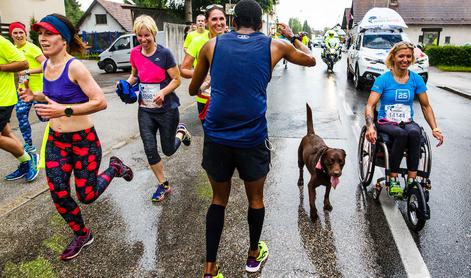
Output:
[187, 34, 211, 104]
[302, 36, 310, 46]
[17, 41, 43, 93]
[0, 36, 25, 106]
[187, 35, 210, 68]
[184, 30, 209, 49]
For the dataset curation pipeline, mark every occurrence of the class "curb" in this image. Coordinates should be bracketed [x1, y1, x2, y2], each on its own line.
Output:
[0, 102, 196, 218]
[437, 86, 471, 100]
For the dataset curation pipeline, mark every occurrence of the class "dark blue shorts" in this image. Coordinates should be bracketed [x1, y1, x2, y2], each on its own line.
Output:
[202, 138, 270, 182]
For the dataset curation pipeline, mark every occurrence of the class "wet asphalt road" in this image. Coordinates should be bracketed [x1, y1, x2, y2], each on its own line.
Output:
[1, 49, 470, 277]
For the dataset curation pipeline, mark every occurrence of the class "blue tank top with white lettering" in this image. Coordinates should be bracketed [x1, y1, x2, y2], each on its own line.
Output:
[204, 31, 272, 148]
[42, 58, 89, 104]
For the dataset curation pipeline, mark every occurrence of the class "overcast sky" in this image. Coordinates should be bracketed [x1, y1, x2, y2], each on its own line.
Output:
[78, 0, 352, 30]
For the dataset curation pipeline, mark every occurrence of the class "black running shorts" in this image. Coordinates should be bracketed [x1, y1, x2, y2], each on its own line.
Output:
[202, 138, 270, 182]
[0, 105, 15, 131]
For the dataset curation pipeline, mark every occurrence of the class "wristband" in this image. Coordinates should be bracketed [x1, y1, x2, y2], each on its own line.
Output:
[25, 69, 30, 75]
[432, 128, 441, 132]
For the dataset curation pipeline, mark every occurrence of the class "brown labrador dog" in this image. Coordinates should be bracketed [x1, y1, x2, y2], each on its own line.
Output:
[297, 103, 346, 221]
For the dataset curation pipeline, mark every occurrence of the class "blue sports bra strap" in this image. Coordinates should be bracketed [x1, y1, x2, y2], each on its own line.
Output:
[42, 59, 48, 72]
[64, 58, 76, 70]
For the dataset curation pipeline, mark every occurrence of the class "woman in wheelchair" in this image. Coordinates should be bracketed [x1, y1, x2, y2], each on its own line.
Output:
[364, 41, 444, 197]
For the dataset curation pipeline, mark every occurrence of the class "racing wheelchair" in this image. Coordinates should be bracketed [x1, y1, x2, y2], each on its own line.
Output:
[357, 122, 432, 231]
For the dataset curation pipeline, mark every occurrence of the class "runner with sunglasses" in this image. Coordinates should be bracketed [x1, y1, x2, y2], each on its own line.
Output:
[180, 4, 226, 122]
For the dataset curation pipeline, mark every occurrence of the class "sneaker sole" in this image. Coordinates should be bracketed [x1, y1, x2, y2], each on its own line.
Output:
[4, 174, 26, 181]
[245, 249, 269, 273]
[60, 236, 94, 261]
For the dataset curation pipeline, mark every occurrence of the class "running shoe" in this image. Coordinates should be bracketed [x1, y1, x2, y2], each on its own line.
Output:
[4, 162, 29, 181]
[203, 265, 224, 278]
[109, 156, 134, 181]
[60, 230, 94, 261]
[246, 241, 269, 273]
[388, 179, 403, 198]
[152, 181, 172, 202]
[177, 123, 192, 146]
[25, 154, 39, 182]
[24, 143, 37, 153]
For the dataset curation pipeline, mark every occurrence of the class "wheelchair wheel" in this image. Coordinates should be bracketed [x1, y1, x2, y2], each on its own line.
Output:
[406, 188, 426, 231]
[358, 126, 375, 188]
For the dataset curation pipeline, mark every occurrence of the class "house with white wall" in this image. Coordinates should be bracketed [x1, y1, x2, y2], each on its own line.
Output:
[351, 0, 471, 46]
[76, 0, 132, 33]
[0, 0, 65, 35]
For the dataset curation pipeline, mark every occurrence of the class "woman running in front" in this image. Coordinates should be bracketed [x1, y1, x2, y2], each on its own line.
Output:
[125, 15, 191, 202]
[20, 14, 134, 261]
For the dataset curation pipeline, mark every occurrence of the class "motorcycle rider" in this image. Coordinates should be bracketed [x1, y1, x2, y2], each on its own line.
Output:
[322, 30, 340, 58]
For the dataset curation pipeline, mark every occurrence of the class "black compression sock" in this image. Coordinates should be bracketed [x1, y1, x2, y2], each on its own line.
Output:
[248, 207, 265, 251]
[206, 204, 225, 262]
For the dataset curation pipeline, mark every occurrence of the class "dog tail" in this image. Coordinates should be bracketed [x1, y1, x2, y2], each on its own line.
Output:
[306, 103, 315, 135]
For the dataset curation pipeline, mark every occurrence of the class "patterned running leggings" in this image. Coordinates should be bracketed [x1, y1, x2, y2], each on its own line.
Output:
[15, 97, 33, 146]
[46, 127, 117, 236]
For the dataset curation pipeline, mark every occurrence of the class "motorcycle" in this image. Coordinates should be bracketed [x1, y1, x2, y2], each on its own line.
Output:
[322, 42, 340, 72]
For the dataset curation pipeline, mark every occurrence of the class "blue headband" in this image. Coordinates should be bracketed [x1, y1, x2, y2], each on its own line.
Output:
[40, 15, 72, 43]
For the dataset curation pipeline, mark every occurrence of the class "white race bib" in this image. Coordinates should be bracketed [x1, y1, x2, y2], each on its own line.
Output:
[139, 83, 162, 108]
[385, 104, 411, 123]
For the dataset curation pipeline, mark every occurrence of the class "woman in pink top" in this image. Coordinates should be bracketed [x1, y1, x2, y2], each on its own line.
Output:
[125, 15, 191, 202]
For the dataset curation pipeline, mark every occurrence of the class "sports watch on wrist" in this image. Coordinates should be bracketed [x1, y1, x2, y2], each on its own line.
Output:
[64, 105, 74, 117]
[290, 35, 300, 45]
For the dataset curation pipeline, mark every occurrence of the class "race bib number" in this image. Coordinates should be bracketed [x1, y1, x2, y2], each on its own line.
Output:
[139, 83, 162, 108]
[385, 104, 411, 123]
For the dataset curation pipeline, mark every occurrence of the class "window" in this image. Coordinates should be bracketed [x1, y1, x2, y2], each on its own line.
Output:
[96, 14, 107, 25]
[113, 37, 131, 50]
[418, 35, 423, 43]
[362, 34, 402, 49]
[445, 36, 451, 44]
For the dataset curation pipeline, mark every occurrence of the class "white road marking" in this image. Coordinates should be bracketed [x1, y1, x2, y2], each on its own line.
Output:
[380, 194, 431, 278]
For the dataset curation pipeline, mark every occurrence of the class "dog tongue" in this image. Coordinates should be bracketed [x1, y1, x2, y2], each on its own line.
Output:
[331, 177, 340, 189]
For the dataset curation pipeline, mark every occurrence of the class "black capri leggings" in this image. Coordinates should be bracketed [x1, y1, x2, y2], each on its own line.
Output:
[377, 121, 421, 173]
[138, 108, 181, 165]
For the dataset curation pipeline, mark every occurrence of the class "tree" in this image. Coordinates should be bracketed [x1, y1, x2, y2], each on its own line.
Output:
[29, 17, 39, 46]
[288, 17, 302, 34]
[302, 20, 312, 38]
[64, 0, 84, 26]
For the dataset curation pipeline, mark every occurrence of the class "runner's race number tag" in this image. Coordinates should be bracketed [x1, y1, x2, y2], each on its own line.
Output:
[139, 83, 162, 108]
[385, 104, 411, 123]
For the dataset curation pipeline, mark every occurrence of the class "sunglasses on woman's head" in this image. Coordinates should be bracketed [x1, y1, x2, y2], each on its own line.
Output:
[206, 4, 223, 10]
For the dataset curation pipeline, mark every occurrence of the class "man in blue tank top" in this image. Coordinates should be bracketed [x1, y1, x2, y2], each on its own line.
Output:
[189, 1, 316, 276]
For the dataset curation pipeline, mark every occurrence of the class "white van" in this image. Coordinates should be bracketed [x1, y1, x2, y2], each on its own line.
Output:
[346, 8, 429, 89]
[98, 34, 138, 73]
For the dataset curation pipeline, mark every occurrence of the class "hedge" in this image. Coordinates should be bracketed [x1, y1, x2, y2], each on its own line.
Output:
[425, 45, 471, 66]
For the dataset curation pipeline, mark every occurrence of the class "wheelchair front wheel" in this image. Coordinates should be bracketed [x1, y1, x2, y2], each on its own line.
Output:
[406, 188, 427, 231]
[358, 126, 375, 188]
